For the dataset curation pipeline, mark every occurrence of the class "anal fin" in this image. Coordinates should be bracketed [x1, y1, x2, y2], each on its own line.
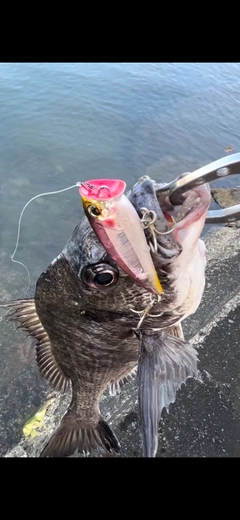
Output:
[135, 328, 198, 457]
[109, 366, 138, 396]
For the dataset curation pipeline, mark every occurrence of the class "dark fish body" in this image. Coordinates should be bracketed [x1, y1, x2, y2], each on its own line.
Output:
[9, 175, 211, 457]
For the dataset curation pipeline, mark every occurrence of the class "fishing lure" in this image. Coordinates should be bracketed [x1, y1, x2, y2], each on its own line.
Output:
[79, 179, 163, 295]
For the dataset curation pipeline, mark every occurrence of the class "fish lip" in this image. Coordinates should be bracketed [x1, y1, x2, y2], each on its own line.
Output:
[160, 183, 211, 228]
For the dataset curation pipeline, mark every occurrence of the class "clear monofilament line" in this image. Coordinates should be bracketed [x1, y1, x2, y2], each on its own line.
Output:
[11, 183, 81, 263]
[0, 182, 81, 321]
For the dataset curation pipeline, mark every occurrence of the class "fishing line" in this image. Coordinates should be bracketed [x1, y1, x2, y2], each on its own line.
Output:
[0, 182, 82, 322]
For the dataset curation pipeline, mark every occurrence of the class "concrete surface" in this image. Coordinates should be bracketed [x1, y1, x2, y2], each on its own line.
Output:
[3, 188, 240, 457]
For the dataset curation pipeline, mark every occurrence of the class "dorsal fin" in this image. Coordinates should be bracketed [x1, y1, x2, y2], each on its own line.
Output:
[8, 298, 70, 392]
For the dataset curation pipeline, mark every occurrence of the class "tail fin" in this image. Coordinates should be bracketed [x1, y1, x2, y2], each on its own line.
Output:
[40, 413, 120, 458]
[135, 328, 198, 458]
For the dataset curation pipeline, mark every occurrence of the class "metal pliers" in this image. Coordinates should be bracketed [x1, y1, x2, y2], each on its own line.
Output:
[156, 153, 240, 224]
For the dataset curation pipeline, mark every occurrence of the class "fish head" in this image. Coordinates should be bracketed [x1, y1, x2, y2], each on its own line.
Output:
[130, 174, 211, 322]
[41, 173, 211, 337]
[62, 216, 149, 321]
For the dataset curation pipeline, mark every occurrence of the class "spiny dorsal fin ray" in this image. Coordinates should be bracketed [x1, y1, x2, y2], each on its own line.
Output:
[7, 298, 70, 393]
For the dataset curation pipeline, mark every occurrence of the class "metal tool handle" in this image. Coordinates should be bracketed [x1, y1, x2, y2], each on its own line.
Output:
[206, 204, 240, 224]
[157, 153, 240, 206]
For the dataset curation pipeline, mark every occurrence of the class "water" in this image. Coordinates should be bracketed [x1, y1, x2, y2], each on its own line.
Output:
[1, 62, 240, 454]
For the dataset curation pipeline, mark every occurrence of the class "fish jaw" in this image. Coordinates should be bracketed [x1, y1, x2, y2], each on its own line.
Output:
[171, 183, 211, 249]
[79, 179, 163, 295]
[159, 183, 211, 321]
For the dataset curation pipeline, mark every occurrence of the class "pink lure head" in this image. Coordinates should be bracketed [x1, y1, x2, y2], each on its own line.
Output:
[79, 179, 126, 201]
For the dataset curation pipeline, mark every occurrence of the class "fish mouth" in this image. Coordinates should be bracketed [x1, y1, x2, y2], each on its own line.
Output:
[156, 182, 211, 231]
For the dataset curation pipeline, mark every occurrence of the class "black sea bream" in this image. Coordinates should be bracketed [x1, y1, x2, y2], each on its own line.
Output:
[8, 175, 211, 457]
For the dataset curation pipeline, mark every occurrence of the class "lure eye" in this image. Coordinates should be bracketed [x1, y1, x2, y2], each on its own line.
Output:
[81, 263, 118, 288]
[88, 205, 101, 217]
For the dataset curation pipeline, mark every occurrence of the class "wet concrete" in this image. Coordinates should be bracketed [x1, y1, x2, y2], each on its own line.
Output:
[3, 188, 240, 457]
[212, 187, 240, 209]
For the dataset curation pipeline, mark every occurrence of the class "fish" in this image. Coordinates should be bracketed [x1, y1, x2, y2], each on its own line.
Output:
[79, 179, 163, 295]
[7, 174, 211, 458]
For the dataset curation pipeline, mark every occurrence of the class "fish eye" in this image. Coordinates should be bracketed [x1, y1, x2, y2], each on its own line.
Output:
[88, 205, 101, 217]
[81, 263, 118, 288]
[93, 272, 114, 286]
